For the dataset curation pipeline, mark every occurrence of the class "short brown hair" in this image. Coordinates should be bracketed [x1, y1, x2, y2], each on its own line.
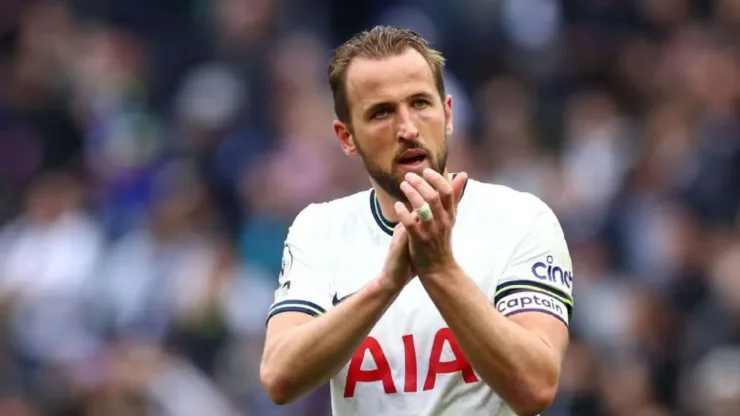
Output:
[328, 26, 446, 124]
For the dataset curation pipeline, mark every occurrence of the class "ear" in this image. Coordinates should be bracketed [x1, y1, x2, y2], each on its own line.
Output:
[444, 95, 454, 138]
[333, 120, 357, 158]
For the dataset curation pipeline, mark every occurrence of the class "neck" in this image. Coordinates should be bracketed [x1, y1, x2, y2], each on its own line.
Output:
[372, 169, 451, 223]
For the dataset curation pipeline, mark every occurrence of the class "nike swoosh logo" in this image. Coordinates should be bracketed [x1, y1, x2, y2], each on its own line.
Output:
[332, 292, 356, 306]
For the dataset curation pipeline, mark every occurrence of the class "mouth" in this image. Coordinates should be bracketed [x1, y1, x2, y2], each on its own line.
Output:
[396, 149, 427, 167]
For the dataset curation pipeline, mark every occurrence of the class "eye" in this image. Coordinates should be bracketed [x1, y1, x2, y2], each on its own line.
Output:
[372, 108, 392, 120]
[412, 98, 429, 109]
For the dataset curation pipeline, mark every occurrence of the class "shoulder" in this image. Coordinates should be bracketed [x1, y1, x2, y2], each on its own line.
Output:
[461, 179, 560, 232]
[288, 189, 372, 241]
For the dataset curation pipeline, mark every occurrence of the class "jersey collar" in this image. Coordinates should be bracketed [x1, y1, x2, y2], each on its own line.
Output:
[369, 173, 468, 237]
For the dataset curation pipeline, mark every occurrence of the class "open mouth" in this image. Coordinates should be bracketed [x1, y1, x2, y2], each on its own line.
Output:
[397, 149, 427, 166]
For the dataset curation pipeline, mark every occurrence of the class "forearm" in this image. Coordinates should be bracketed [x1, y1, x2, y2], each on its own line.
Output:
[420, 265, 559, 415]
[261, 277, 399, 403]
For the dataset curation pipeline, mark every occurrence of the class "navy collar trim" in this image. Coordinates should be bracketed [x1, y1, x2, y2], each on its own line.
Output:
[369, 173, 468, 236]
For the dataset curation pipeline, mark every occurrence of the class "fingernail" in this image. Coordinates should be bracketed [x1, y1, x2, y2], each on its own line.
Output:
[423, 168, 433, 176]
[400, 181, 410, 190]
[405, 172, 418, 181]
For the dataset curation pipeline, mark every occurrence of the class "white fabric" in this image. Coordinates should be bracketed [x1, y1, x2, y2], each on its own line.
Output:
[267, 179, 574, 416]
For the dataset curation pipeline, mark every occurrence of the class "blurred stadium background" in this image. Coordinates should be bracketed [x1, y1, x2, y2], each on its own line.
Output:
[0, 0, 739, 415]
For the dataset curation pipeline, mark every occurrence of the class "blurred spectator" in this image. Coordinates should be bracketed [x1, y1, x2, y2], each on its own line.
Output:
[0, 171, 103, 409]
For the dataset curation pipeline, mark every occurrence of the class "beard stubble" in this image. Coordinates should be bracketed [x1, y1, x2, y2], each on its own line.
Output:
[355, 136, 449, 204]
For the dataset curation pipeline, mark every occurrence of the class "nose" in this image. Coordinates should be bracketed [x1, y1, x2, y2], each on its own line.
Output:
[396, 106, 419, 141]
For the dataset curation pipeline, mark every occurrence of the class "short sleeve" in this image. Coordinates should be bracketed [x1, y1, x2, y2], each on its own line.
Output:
[494, 196, 574, 327]
[266, 204, 334, 323]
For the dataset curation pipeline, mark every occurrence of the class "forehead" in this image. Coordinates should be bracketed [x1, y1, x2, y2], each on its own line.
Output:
[345, 48, 437, 108]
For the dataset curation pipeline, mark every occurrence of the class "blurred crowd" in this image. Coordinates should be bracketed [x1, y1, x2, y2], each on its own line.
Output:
[0, 0, 739, 415]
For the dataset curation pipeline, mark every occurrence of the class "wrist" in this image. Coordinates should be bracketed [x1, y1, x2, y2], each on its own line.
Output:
[420, 259, 461, 281]
[371, 273, 405, 297]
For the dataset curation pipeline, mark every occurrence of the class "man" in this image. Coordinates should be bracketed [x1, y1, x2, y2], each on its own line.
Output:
[260, 26, 573, 416]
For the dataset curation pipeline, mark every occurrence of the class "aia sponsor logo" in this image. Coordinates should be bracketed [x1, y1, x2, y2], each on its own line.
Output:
[343, 328, 479, 398]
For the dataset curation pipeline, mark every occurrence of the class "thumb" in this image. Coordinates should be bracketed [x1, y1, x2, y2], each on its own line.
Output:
[451, 172, 469, 205]
[387, 224, 410, 268]
[390, 223, 409, 248]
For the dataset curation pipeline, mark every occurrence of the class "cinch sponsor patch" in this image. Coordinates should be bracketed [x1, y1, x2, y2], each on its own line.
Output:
[531, 255, 573, 290]
[496, 291, 569, 326]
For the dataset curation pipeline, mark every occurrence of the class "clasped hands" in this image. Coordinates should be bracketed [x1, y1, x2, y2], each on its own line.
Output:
[384, 169, 468, 288]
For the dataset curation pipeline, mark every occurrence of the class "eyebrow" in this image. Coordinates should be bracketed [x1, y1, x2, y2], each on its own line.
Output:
[409, 92, 434, 101]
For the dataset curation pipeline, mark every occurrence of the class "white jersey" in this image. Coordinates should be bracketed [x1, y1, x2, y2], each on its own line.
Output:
[267, 178, 574, 416]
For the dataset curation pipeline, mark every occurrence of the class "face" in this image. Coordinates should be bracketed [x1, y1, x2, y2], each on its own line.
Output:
[333, 48, 453, 203]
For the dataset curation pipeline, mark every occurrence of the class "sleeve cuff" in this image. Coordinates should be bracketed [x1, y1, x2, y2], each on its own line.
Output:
[266, 299, 326, 324]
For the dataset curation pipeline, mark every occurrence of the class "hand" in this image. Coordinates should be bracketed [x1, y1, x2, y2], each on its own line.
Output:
[378, 223, 415, 292]
[394, 170, 468, 276]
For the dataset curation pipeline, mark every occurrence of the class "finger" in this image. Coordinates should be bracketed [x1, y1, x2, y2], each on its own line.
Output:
[404, 172, 445, 220]
[450, 172, 469, 215]
[421, 168, 454, 213]
[400, 180, 437, 232]
[394, 201, 422, 239]
[400, 180, 427, 211]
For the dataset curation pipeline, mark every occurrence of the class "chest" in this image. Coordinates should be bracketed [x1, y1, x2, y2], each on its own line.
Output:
[330, 227, 508, 313]
[329, 227, 511, 390]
